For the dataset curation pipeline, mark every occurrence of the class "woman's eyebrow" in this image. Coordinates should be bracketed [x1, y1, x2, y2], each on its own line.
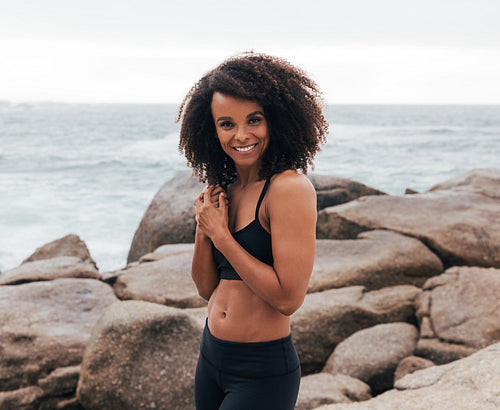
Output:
[216, 111, 264, 122]
[247, 111, 264, 118]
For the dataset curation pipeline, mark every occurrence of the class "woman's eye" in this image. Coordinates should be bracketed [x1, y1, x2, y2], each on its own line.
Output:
[220, 121, 233, 128]
[249, 117, 262, 125]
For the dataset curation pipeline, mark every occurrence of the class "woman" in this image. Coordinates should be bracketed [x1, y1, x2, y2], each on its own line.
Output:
[178, 53, 328, 410]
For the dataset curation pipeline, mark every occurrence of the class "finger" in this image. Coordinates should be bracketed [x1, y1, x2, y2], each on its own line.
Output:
[210, 186, 224, 201]
[211, 185, 223, 195]
[218, 192, 227, 210]
[195, 192, 204, 206]
[203, 186, 214, 204]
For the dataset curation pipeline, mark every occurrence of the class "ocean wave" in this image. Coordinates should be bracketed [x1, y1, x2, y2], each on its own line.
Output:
[424, 128, 458, 135]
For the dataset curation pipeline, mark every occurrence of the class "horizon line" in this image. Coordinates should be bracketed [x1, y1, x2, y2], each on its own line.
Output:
[2, 100, 500, 107]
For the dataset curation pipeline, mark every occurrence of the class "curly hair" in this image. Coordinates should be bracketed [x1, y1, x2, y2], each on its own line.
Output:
[177, 52, 329, 186]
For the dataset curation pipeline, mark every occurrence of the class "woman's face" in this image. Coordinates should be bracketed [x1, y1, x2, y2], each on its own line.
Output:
[211, 92, 269, 172]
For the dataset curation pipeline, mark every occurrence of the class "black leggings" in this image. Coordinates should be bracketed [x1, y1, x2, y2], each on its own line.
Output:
[194, 321, 301, 410]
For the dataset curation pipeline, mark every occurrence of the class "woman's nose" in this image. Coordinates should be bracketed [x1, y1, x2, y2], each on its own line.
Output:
[235, 127, 248, 142]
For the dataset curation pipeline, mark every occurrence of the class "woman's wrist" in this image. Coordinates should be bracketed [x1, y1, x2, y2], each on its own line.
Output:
[210, 228, 231, 251]
[195, 225, 211, 243]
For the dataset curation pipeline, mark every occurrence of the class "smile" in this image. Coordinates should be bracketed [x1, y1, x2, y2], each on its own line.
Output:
[233, 144, 257, 152]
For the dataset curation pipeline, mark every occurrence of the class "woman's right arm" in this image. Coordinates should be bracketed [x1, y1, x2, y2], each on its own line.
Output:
[191, 226, 219, 300]
[191, 186, 224, 300]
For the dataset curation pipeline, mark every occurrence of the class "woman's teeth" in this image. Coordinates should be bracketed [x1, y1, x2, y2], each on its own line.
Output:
[234, 144, 256, 152]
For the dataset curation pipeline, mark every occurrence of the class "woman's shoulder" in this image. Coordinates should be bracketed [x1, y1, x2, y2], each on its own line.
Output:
[269, 170, 315, 197]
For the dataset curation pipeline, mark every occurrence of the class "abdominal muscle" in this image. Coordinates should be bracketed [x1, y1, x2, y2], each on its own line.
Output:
[207, 279, 291, 342]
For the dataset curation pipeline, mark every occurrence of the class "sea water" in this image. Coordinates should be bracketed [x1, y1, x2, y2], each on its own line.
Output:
[1, 103, 499, 272]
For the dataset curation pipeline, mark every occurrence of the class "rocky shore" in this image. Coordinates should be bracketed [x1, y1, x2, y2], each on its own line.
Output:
[1, 168, 499, 409]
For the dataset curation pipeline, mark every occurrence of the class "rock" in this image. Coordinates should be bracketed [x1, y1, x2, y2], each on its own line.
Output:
[291, 285, 420, 374]
[356, 285, 421, 323]
[414, 338, 477, 365]
[420, 266, 500, 349]
[0, 257, 100, 285]
[0, 278, 118, 391]
[0, 386, 44, 410]
[38, 365, 81, 397]
[306, 174, 386, 210]
[295, 373, 371, 410]
[315, 342, 500, 410]
[127, 170, 205, 263]
[23, 234, 96, 267]
[317, 190, 500, 268]
[100, 262, 139, 285]
[323, 323, 419, 394]
[77, 301, 202, 410]
[310, 231, 443, 292]
[139, 242, 195, 263]
[428, 168, 500, 200]
[184, 306, 209, 328]
[39, 396, 83, 410]
[393, 356, 435, 383]
[114, 244, 206, 308]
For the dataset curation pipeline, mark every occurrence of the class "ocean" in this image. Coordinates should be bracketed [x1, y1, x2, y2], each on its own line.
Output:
[1, 103, 499, 273]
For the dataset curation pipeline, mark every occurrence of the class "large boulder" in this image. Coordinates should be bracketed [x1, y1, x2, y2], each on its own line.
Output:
[127, 171, 205, 263]
[415, 266, 500, 363]
[317, 190, 500, 268]
[310, 230, 442, 292]
[22, 233, 96, 267]
[291, 285, 421, 374]
[77, 301, 202, 410]
[114, 243, 206, 308]
[323, 323, 419, 394]
[0, 256, 100, 285]
[316, 342, 500, 410]
[295, 373, 371, 410]
[306, 174, 386, 210]
[0, 278, 118, 391]
[428, 168, 500, 200]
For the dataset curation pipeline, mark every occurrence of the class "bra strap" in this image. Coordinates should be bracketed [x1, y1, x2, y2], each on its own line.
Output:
[255, 177, 272, 219]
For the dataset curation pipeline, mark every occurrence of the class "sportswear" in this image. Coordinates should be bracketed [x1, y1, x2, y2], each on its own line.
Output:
[194, 321, 301, 410]
[212, 178, 273, 280]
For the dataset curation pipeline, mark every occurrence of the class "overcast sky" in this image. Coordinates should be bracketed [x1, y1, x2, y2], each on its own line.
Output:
[2, 0, 500, 104]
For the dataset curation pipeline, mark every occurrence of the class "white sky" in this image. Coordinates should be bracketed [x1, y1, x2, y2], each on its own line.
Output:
[1, 0, 500, 104]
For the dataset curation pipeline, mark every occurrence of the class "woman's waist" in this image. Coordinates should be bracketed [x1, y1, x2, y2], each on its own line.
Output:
[207, 282, 290, 342]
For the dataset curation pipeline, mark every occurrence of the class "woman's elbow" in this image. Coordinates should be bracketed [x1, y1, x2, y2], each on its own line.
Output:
[192, 274, 218, 301]
[275, 298, 304, 316]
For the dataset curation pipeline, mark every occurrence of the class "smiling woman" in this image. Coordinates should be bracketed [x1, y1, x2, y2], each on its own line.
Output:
[177, 52, 328, 410]
[211, 93, 269, 172]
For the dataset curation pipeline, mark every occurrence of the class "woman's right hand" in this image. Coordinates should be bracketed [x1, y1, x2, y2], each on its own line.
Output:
[195, 185, 229, 241]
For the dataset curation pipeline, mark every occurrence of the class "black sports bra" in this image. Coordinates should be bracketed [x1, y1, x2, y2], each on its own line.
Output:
[212, 178, 273, 280]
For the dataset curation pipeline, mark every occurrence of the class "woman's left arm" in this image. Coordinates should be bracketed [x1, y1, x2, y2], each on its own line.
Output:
[211, 172, 317, 316]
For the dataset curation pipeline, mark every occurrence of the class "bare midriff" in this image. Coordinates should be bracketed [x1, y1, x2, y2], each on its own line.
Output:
[207, 279, 291, 342]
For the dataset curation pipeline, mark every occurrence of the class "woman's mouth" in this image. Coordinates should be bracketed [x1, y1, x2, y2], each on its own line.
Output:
[233, 144, 257, 153]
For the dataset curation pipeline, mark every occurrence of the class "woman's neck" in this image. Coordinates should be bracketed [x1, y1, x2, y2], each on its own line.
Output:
[234, 164, 262, 188]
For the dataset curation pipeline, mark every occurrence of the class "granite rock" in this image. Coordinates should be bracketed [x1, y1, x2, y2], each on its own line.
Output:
[114, 243, 206, 308]
[317, 190, 500, 268]
[77, 301, 202, 410]
[310, 230, 442, 292]
[323, 323, 419, 394]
